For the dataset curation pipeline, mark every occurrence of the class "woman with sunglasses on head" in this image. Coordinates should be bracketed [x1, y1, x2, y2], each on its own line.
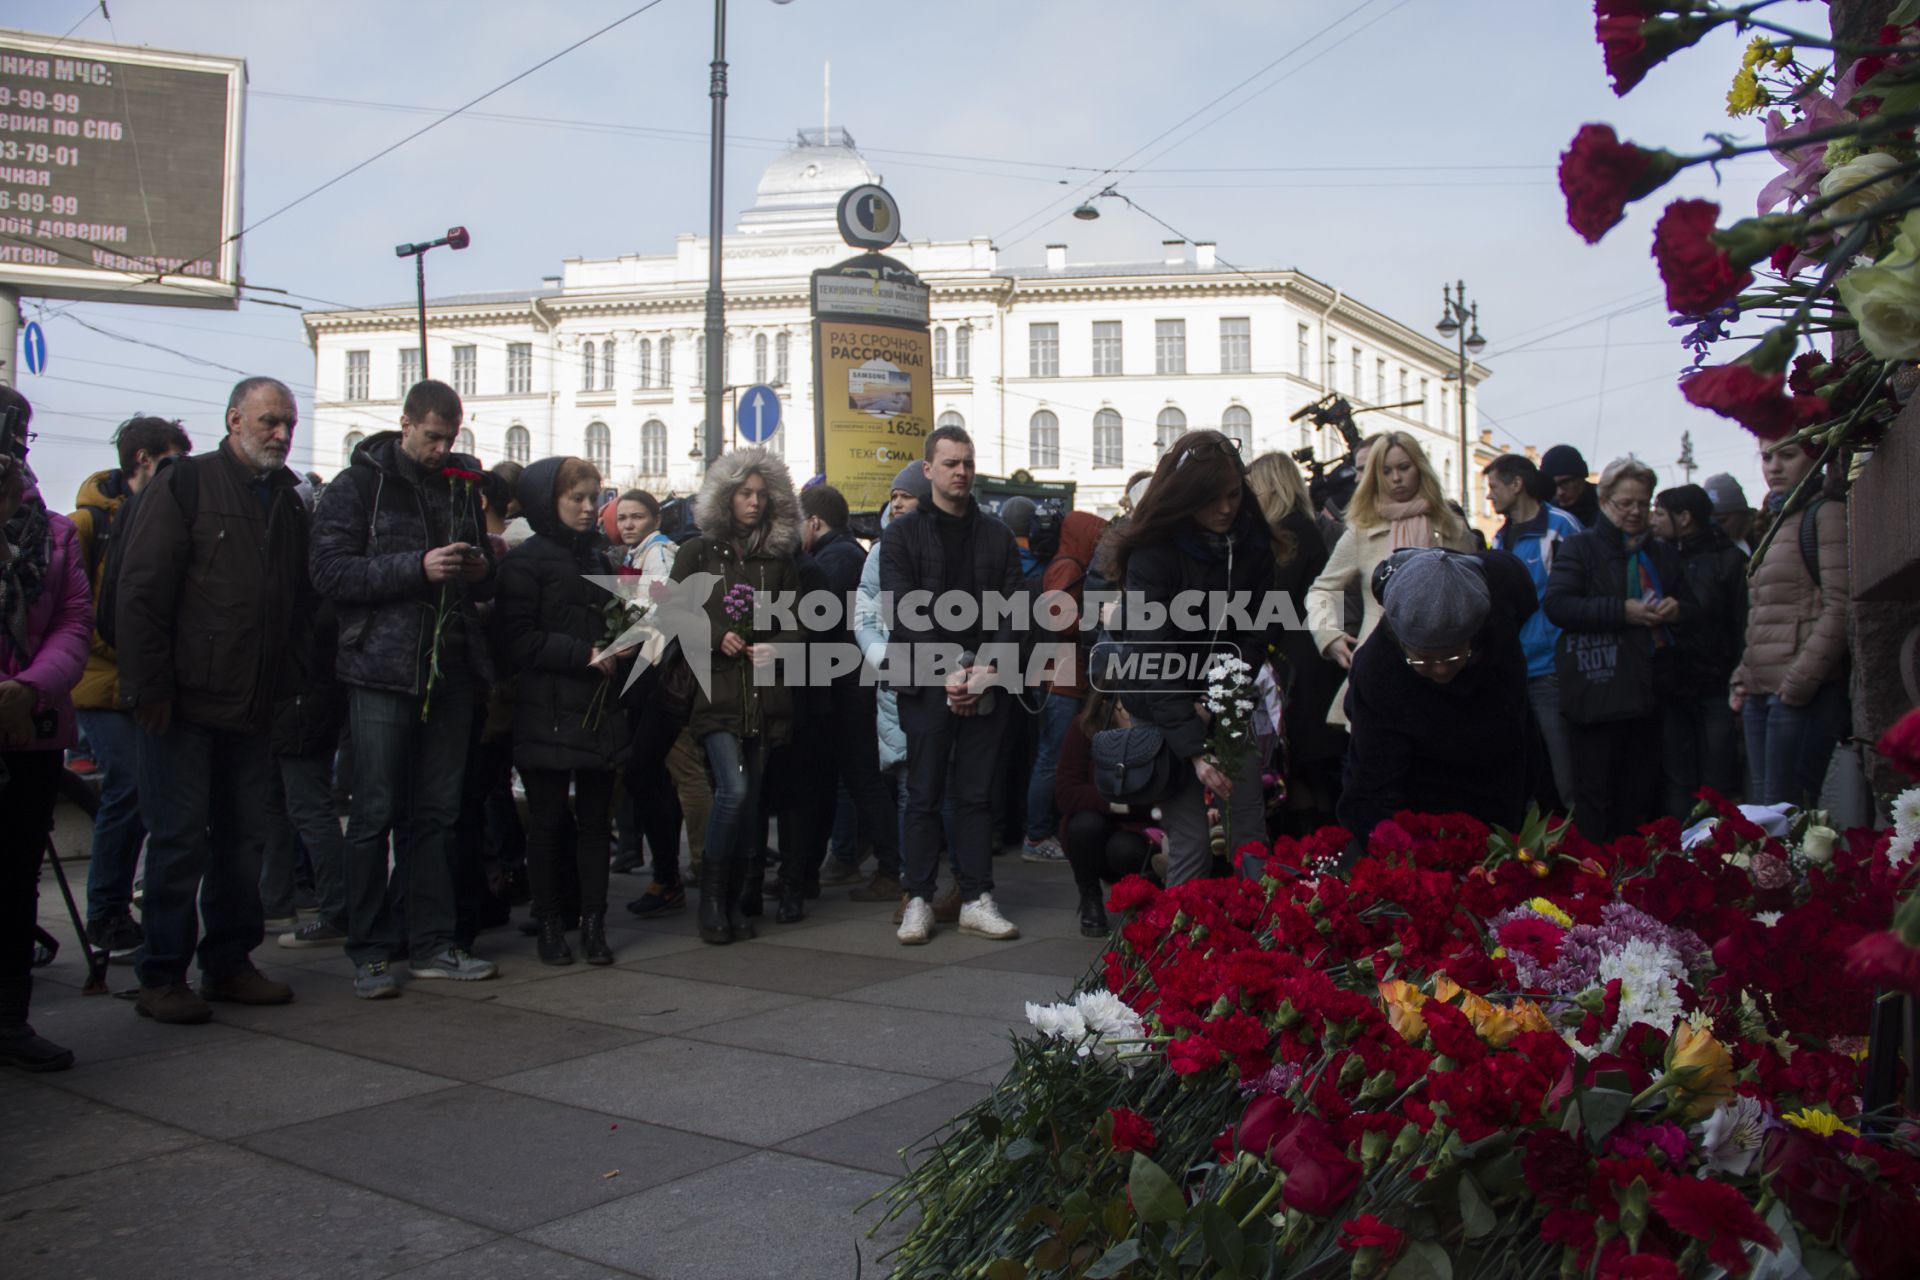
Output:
[1112, 431, 1276, 886]
[1305, 432, 1474, 727]
[1339, 547, 1543, 849]
[1543, 457, 1699, 841]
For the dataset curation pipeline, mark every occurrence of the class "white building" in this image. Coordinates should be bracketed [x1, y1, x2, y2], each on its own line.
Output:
[304, 128, 1487, 513]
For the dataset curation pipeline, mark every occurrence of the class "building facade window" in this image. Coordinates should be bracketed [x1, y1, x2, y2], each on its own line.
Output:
[581, 341, 597, 391]
[937, 410, 966, 431]
[399, 348, 421, 393]
[1441, 386, 1451, 432]
[754, 333, 768, 385]
[507, 343, 532, 395]
[638, 338, 652, 389]
[1375, 358, 1386, 405]
[345, 349, 369, 401]
[1420, 378, 1430, 424]
[1398, 368, 1409, 405]
[1220, 317, 1250, 374]
[1325, 336, 1337, 389]
[1351, 348, 1362, 397]
[456, 428, 475, 457]
[955, 324, 971, 377]
[775, 331, 790, 384]
[1093, 321, 1123, 376]
[505, 424, 530, 463]
[934, 327, 948, 378]
[1155, 406, 1186, 453]
[1296, 324, 1310, 379]
[659, 336, 672, 387]
[602, 340, 615, 391]
[1222, 404, 1252, 444]
[342, 431, 364, 468]
[641, 419, 667, 476]
[1093, 408, 1123, 468]
[1029, 323, 1059, 378]
[585, 421, 611, 472]
[451, 345, 476, 397]
[1155, 319, 1187, 375]
[696, 336, 706, 386]
[1030, 410, 1059, 469]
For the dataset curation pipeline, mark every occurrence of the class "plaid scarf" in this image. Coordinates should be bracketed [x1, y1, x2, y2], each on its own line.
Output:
[0, 495, 51, 659]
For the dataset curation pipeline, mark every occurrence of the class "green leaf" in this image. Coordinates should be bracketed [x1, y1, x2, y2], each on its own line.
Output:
[1102, 1197, 1132, 1241]
[1475, 1150, 1527, 1200]
[1127, 1152, 1187, 1225]
[1084, 1238, 1141, 1279]
[1003, 1137, 1043, 1165]
[1198, 1202, 1246, 1280]
[1457, 1174, 1496, 1241]
[1801, 1245, 1848, 1280]
[1386, 1241, 1454, 1280]
[985, 1260, 1027, 1280]
[1581, 1088, 1633, 1144]
[1889, 1, 1920, 31]
[1872, 80, 1920, 117]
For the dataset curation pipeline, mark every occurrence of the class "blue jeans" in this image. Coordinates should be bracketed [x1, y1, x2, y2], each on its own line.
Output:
[342, 682, 474, 967]
[1025, 693, 1078, 842]
[133, 719, 274, 987]
[281, 750, 347, 931]
[1742, 681, 1849, 808]
[77, 708, 146, 922]
[702, 732, 766, 875]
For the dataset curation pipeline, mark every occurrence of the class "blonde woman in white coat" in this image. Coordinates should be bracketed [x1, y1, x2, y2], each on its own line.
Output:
[1306, 431, 1474, 724]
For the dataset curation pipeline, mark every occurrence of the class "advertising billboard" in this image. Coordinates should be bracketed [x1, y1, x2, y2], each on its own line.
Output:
[812, 252, 932, 514]
[0, 28, 245, 309]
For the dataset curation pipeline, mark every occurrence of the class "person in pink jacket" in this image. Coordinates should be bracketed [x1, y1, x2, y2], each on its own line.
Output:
[0, 397, 95, 1072]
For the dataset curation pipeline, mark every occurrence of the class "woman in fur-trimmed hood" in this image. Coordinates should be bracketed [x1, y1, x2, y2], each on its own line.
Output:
[669, 446, 801, 944]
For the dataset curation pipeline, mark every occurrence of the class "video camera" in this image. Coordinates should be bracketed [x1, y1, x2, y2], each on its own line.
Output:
[1288, 395, 1366, 516]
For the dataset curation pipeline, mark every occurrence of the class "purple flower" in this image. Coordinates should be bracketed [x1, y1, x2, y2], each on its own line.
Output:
[1495, 902, 1708, 997]
[1607, 1121, 1690, 1168]
[1236, 1062, 1302, 1099]
[1671, 302, 1739, 368]
[722, 583, 756, 624]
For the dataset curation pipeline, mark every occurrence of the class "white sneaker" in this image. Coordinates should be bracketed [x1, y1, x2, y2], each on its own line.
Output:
[897, 897, 934, 946]
[958, 893, 1019, 940]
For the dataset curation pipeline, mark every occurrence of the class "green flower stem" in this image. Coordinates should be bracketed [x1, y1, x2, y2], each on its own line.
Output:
[1238, 1167, 1287, 1230]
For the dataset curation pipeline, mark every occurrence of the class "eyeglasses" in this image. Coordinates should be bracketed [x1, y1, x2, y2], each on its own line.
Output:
[1404, 647, 1471, 668]
[1173, 436, 1245, 470]
[1607, 498, 1650, 513]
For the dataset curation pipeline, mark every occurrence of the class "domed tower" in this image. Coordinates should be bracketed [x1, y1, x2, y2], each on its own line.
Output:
[736, 127, 881, 237]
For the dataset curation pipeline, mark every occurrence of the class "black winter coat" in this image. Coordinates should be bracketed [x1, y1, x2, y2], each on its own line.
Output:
[1665, 525, 1748, 694]
[272, 599, 346, 757]
[114, 439, 310, 735]
[1339, 550, 1540, 840]
[1541, 514, 1700, 703]
[808, 527, 867, 647]
[495, 456, 632, 774]
[1268, 506, 1343, 765]
[1118, 501, 1277, 762]
[308, 432, 495, 697]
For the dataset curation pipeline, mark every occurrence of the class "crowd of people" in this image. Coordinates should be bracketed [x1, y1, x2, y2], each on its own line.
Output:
[0, 374, 1857, 1074]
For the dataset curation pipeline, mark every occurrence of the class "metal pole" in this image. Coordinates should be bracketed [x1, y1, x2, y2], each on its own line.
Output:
[1457, 322, 1470, 511]
[0, 285, 19, 387]
[416, 253, 430, 381]
[703, 0, 728, 465]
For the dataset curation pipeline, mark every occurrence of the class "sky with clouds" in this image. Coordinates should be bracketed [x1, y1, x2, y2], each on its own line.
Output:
[4, 0, 1821, 510]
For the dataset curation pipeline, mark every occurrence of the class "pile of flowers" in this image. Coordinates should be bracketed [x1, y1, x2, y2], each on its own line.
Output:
[879, 783, 1920, 1278]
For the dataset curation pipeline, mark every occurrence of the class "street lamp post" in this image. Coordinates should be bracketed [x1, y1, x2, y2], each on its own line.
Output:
[394, 227, 471, 381]
[1434, 280, 1487, 511]
[703, 0, 729, 466]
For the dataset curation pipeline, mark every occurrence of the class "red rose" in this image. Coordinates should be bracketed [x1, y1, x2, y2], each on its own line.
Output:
[1337, 1214, 1406, 1257]
[1875, 707, 1920, 778]
[1235, 1095, 1295, 1159]
[1270, 1115, 1362, 1217]
[1650, 1177, 1781, 1276]
[1680, 362, 1828, 441]
[1107, 1106, 1156, 1154]
[1653, 200, 1750, 315]
[1559, 124, 1678, 243]
[1845, 931, 1920, 999]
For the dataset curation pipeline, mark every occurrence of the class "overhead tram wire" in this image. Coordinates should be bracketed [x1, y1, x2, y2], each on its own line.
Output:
[35, 0, 675, 322]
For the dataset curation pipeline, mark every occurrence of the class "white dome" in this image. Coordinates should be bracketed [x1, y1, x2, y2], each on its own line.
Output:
[737, 128, 881, 235]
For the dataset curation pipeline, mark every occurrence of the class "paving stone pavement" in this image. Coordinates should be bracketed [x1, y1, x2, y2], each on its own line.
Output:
[6, 853, 1100, 1279]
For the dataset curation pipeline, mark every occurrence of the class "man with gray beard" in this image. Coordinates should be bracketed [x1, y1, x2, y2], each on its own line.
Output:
[114, 377, 311, 1024]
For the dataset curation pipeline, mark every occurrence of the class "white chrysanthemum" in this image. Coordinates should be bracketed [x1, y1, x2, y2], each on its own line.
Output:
[1595, 939, 1689, 1048]
[1025, 1001, 1087, 1043]
[1890, 788, 1920, 868]
[1754, 911, 1782, 927]
[1072, 989, 1142, 1040]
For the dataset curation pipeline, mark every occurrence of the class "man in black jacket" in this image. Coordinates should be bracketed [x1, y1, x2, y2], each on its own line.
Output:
[880, 427, 1026, 945]
[115, 377, 308, 1025]
[1339, 548, 1542, 842]
[1654, 484, 1748, 814]
[308, 379, 499, 999]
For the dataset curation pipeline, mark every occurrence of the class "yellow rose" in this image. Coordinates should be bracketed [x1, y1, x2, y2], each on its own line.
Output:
[1432, 974, 1462, 1004]
[1508, 1000, 1557, 1037]
[1665, 1021, 1736, 1119]
[1459, 992, 1522, 1049]
[1378, 980, 1428, 1043]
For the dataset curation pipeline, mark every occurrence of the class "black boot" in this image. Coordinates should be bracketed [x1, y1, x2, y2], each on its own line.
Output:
[698, 848, 732, 945]
[0, 976, 74, 1073]
[775, 875, 805, 924]
[579, 911, 614, 966]
[536, 914, 574, 966]
[727, 848, 758, 941]
[1077, 884, 1110, 939]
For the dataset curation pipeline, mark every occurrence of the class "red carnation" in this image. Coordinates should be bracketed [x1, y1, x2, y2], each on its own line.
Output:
[1559, 124, 1678, 243]
[1769, 241, 1800, 275]
[1650, 1178, 1781, 1276]
[1845, 931, 1920, 999]
[1597, 9, 1655, 95]
[1337, 1214, 1406, 1257]
[1653, 200, 1750, 315]
[1681, 362, 1828, 441]
[1875, 707, 1920, 778]
[1166, 1035, 1221, 1076]
[1106, 875, 1161, 914]
[1497, 915, 1565, 965]
[440, 465, 485, 485]
[1107, 1106, 1156, 1154]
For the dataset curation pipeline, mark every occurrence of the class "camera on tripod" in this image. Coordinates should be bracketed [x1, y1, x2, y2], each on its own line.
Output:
[1289, 395, 1367, 515]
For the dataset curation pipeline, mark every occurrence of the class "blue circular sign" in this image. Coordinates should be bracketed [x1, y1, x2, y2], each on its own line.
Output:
[21, 321, 46, 375]
[737, 384, 782, 443]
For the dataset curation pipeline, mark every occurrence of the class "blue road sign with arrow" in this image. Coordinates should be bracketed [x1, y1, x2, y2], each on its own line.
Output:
[21, 321, 46, 375]
[737, 384, 781, 443]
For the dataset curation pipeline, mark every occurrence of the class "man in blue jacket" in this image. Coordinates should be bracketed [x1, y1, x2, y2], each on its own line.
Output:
[1484, 454, 1583, 809]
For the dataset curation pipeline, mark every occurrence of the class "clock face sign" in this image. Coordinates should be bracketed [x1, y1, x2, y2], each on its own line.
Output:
[837, 184, 901, 251]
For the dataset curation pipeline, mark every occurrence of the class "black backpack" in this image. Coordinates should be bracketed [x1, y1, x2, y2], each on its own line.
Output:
[95, 456, 202, 650]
